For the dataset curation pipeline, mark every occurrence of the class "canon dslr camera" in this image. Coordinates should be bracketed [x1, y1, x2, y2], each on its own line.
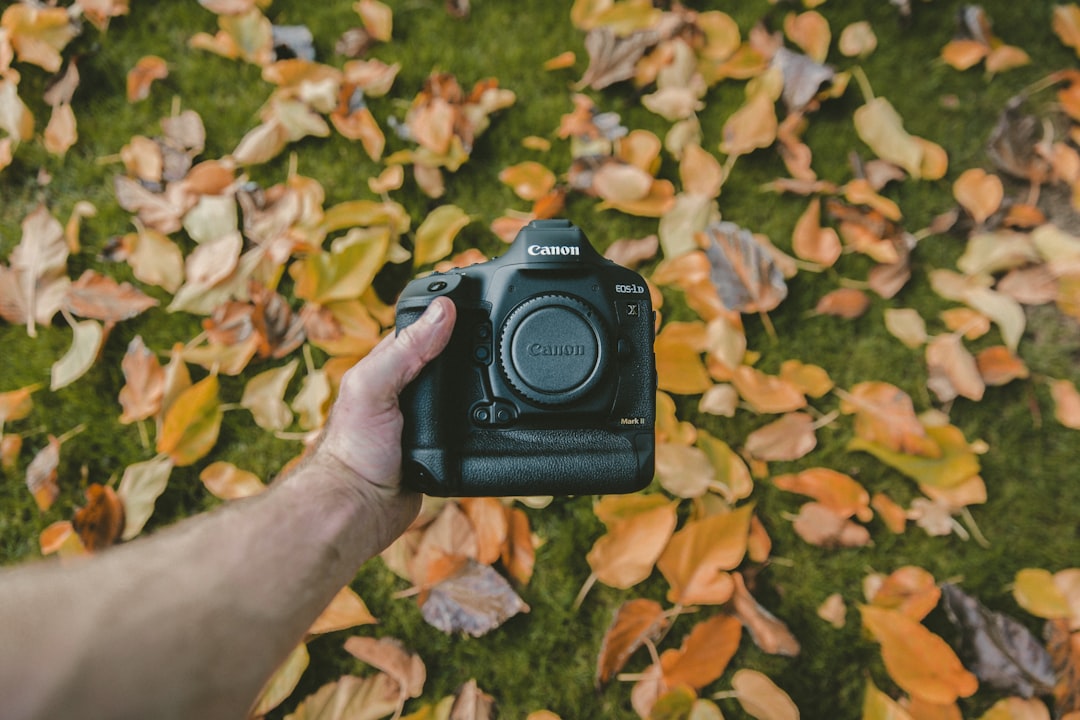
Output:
[395, 219, 656, 497]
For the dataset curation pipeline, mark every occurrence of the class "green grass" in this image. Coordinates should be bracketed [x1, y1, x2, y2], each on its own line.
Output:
[3, 1, 1080, 718]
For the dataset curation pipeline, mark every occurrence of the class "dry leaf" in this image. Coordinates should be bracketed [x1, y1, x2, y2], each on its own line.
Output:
[253, 643, 309, 717]
[792, 198, 841, 267]
[344, 636, 425, 700]
[854, 96, 948, 180]
[50, 319, 104, 391]
[869, 566, 941, 622]
[241, 359, 298, 431]
[156, 374, 223, 466]
[791, 502, 871, 548]
[839, 21, 877, 58]
[200, 461, 265, 500]
[818, 593, 847, 628]
[884, 308, 928, 348]
[745, 412, 817, 462]
[731, 572, 801, 656]
[117, 454, 174, 540]
[732, 365, 806, 414]
[1051, 379, 1080, 429]
[732, 669, 800, 720]
[815, 288, 870, 318]
[308, 586, 377, 635]
[953, 168, 1004, 225]
[420, 559, 529, 637]
[127, 55, 168, 102]
[414, 205, 470, 267]
[25, 435, 61, 511]
[839, 381, 940, 458]
[702, 221, 788, 314]
[659, 614, 743, 690]
[926, 333, 986, 403]
[859, 604, 979, 704]
[657, 504, 754, 605]
[773, 468, 872, 521]
[596, 598, 669, 687]
[587, 494, 678, 588]
[286, 673, 400, 720]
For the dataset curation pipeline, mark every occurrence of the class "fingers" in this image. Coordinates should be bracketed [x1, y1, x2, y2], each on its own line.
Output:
[351, 297, 457, 403]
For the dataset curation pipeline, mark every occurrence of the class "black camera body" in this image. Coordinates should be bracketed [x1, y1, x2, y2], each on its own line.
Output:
[396, 219, 656, 497]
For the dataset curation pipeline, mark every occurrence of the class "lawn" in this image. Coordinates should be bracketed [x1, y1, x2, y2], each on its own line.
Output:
[1, 1, 1079, 718]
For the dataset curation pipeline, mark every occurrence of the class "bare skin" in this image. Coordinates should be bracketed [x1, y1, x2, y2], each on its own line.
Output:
[0, 296, 456, 720]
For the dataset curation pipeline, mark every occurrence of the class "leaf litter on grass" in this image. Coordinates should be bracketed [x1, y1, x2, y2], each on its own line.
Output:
[3, 1, 1080, 718]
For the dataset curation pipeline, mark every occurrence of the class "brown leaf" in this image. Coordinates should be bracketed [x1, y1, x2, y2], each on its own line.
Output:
[732, 365, 806, 414]
[953, 168, 1003, 225]
[1, 204, 70, 337]
[596, 598, 669, 688]
[926, 333, 986, 403]
[25, 435, 61, 511]
[118, 335, 164, 424]
[64, 269, 158, 325]
[576, 26, 659, 91]
[868, 566, 941, 622]
[745, 412, 817, 462]
[732, 572, 801, 656]
[460, 497, 509, 567]
[420, 559, 529, 637]
[702, 221, 788, 313]
[792, 198, 841, 267]
[344, 636, 425, 700]
[72, 483, 125, 552]
[1047, 619, 1080, 716]
[976, 345, 1029, 386]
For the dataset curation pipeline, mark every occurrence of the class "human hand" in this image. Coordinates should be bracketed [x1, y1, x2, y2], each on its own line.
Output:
[314, 297, 456, 536]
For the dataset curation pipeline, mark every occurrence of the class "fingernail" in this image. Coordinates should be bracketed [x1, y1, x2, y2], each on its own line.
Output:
[422, 298, 446, 325]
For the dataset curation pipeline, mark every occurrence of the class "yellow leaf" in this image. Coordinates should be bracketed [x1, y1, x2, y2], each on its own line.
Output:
[721, 91, 777, 157]
[657, 504, 754, 605]
[355, 0, 392, 42]
[308, 585, 378, 635]
[414, 205, 471, 267]
[1054, 4, 1080, 57]
[731, 365, 806, 414]
[252, 643, 309, 717]
[1, 4, 77, 72]
[848, 423, 980, 490]
[50, 319, 104, 391]
[156, 375, 222, 466]
[43, 102, 76, 156]
[291, 227, 391, 304]
[859, 605, 978, 704]
[499, 161, 556, 201]
[200, 461, 266, 500]
[117, 454, 174, 540]
[854, 96, 946, 179]
[241, 359, 298, 431]
[655, 322, 712, 395]
[587, 495, 678, 589]
[862, 678, 914, 720]
[784, 10, 831, 63]
[1013, 568, 1073, 619]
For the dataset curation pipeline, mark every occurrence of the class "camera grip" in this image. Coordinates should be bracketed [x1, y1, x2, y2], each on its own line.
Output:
[459, 429, 653, 496]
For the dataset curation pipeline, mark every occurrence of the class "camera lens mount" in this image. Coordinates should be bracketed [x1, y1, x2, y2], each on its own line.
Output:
[497, 293, 608, 406]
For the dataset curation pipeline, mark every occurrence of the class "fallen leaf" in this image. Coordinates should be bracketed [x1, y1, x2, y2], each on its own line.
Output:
[286, 673, 400, 720]
[344, 635, 425, 700]
[241, 359, 298, 431]
[450, 678, 495, 720]
[976, 345, 1029, 386]
[64, 269, 158, 325]
[939, 583, 1056, 698]
[72, 483, 125, 551]
[732, 365, 806, 414]
[783, 10, 830, 63]
[1046, 618, 1080, 717]
[884, 307, 929, 348]
[745, 412, 817, 462]
[792, 198, 841, 267]
[659, 614, 743, 690]
[869, 566, 941, 622]
[156, 374, 223, 466]
[420, 559, 529, 637]
[815, 288, 870, 318]
[731, 668, 800, 720]
[702, 221, 788, 314]
[1050, 379, 1080, 429]
[25, 435, 61, 511]
[818, 593, 847, 628]
[576, 26, 659, 91]
[953, 168, 1004, 225]
[200, 461, 265, 499]
[117, 454, 175, 540]
[127, 55, 168, 102]
[657, 504, 754, 605]
[854, 96, 948, 180]
[791, 502, 871, 548]
[860, 603, 979, 704]
[587, 494, 678, 588]
[1012, 568, 1073, 620]
[773, 468, 872, 521]
[50, 319, 104, 391]
[926, 333, 986, 402]
[253, 643, 309, 717]
[307, 586, 377, 635]
[731, 572, 801, 656]
[499, 161, 556, 201]
[839, 381, 940, 458]
[414, 204, 471, 268]
[596, 598, 669, 688]
[839, 21, 877, 58]
[1, 4, 77, 72]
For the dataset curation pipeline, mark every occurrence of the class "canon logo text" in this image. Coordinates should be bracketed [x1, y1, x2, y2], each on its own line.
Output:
[528, 244, 580, 256]
[528, 343, 586, 356]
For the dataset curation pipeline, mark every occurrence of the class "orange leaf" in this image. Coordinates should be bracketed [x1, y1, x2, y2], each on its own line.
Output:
[871, 492, 908, 534]
[501, 507, 535, 585]
[126, 55, 168, 102]
[1051, 378, 1080, 429]
[869, 566, 941, 622]
[952, 168, 1003, 225]
[791, 502, 871, 547]
[1054, 4, 1080, 57]
[731, 572, 801, 656]
[839, 381, 940, 458]
[657, 504, 754, 605]
[499, 161, 556, 201]
[783, 10, 831, 63]
[941, 39, 988, 71]
[721, 90, 778, 157]
[975, 345, 1029, 386]
[461, 497, 509, 567]
[792, 198, 841, 267]
[732, 365, 806, 414]
[72, 483, 125, 552]
[587, 494, 678, 589]
[355, 0, 392, 42]
[655, 322, 712, 395]
[39, 520, 87, 558]
[660, 614, 743, 690]
[200, 461, 266, 500]
[815, 288, 870, 319]
[0, 383, 39, 424]
[156, 374, 223, 466]
[1, 4, 77, 72]
[859, 605, 978, 704]
[596, 598, 669, 687]
[773, 468, 871, 521]
[926, 334, 985, 402]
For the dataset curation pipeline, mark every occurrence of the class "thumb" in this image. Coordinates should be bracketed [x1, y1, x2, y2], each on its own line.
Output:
[355, 296, 457, 402]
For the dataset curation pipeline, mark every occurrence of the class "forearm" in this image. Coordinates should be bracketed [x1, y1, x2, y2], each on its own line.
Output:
[0, 454, 414, 720]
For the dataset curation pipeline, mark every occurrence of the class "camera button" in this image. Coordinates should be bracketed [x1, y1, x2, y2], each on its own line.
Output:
[427, 280, 448, 292]
[474, 346, 491, 363]
[495, 408, 512, 424]
[473, 407, 491, 423]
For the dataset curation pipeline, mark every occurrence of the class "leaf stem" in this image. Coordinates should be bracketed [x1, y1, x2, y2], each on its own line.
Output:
[851, 66, 875, 104]
[572, 572, 598, 610]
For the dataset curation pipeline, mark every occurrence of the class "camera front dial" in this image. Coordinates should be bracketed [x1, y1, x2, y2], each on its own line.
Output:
[497, 293, 609, 406]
